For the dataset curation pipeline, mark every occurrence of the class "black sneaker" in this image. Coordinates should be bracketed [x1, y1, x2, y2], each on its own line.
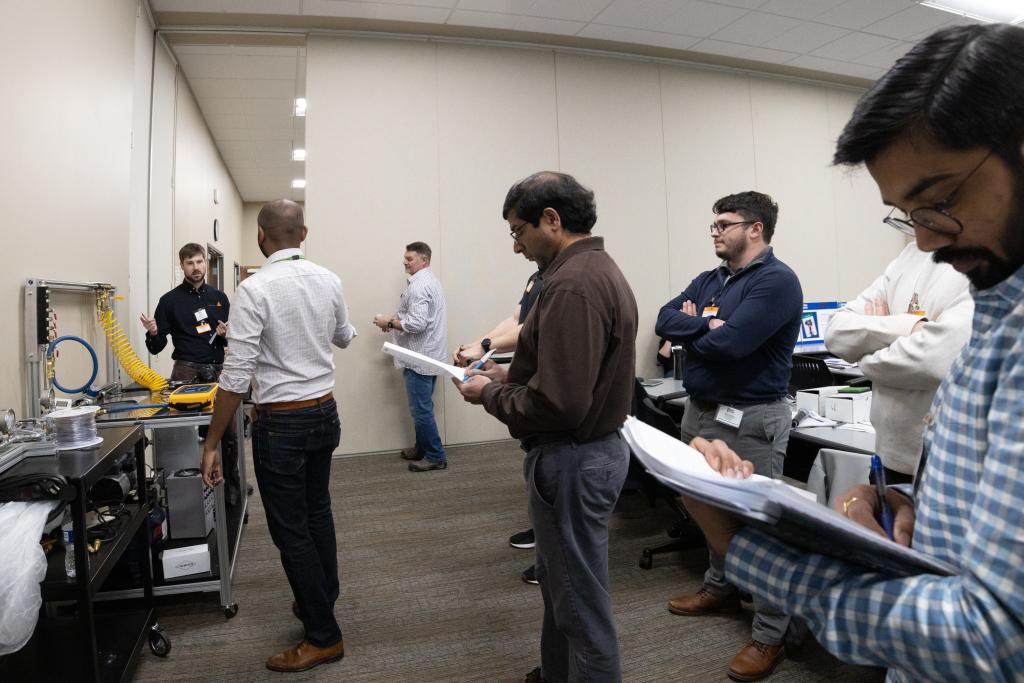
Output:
[521, 565, 539, 585]
[509, 529, 535, 549]
[399, 448, 423, 461]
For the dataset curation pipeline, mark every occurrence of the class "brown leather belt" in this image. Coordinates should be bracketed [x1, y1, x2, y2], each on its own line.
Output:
[255, 392, 333, 412]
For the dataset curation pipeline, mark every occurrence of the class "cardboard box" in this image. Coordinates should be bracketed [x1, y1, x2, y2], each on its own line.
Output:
[161, 543, 210, 579]
[795, 386, 846, 414]
[824, 392, 872, 423]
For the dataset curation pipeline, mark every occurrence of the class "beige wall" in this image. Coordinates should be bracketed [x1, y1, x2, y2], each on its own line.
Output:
[1, 0, 139, 414]
[305, 36, 905, 455]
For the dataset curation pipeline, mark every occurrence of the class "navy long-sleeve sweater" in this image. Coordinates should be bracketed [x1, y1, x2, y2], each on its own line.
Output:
[655, 247, 803, 404]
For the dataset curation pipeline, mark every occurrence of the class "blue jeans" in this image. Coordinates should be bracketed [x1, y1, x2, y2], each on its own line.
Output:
[252, 400, 342, 647]
[526, 433, 630, 683]
[403, 369, 445, 463]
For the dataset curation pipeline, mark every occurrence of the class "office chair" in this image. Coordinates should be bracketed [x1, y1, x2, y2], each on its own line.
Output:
[789, 354, 835, 394]
[628, 378, 705, 569]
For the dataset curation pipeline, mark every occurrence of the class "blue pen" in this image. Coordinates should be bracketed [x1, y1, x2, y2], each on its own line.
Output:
[463, 349, 496, 382]
[870, 454, 895, 540]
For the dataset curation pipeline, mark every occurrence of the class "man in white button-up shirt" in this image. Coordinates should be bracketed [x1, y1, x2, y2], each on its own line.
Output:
[202, 199, 356, 673]
[373, 242, 449, 472]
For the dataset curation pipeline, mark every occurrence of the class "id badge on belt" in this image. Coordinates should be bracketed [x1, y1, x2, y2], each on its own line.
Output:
[715, 405, 743, 429]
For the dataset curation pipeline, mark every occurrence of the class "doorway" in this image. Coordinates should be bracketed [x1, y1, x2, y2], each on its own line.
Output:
[207, 244, 224, 291]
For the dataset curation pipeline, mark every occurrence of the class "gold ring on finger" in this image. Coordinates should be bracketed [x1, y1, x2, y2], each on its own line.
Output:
[843, 496, 860, 514]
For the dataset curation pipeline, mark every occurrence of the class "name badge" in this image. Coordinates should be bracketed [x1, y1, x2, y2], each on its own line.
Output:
[194, 308, 209, 322]
[715, 405, 743, 429]
[195, 322, 212, 334]
[910, 309, 927, 317]
[702, 306, 719, 318]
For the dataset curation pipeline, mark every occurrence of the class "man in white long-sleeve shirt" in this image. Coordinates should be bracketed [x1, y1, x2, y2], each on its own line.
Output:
[825, 242, 972, 481]
[201, 199, 357, 673]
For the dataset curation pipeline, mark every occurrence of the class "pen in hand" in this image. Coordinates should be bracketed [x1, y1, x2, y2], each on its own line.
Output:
[463, 349, 496, 381]
[870, 454, 895, 540]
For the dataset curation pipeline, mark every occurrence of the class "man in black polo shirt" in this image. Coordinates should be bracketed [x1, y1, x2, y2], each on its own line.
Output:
[141, 242, 239, 504]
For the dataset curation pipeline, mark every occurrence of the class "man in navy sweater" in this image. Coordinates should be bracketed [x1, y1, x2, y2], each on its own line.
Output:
[655, 191, 802, 682]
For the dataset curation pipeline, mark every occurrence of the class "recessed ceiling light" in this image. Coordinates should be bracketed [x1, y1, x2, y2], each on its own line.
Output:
[291, 178, 306, 189]
[919, 0, 1024, 23]
[292, 148, 306, 161]
[294, 97, 307, 117]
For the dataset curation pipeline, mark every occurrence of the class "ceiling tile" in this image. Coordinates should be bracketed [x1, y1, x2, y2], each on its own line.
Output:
[245, 111, 296, 129]
[372, 0, 458, 6]
[210, 127, 253, 142]
[762, 21, 848, 53]
[593, 0, 695, 33]
[243, 98, 296, 117]
[691, 38, 798, 64]
[247, 127, 297, 141]
[151, 0, 214, 11]
[196, 98, 248, 115]
[756, 0, 845, 19]
[235, 78, 297, 99]
[178, 54, 298, 80]
[302, 0, 450, 21]
[527, 0, 616, 22]
[188, 78, 246, 99]
[655, 1, 749, 37]
[810, 30, 898, 61]
[219, 0, 302, 13]
[451, 0, 535, 12]
[861, 4, 962, 40]
[446, 9, 584, 35]
[710, 10, 802, 45]
[850, 39, 914, 69]
[787, 54, 880, 79]
[811, 0, 915, 30]
[709, 0, 768, 9]
[203, 112, 246, 129]
[577, 23, 702, 50]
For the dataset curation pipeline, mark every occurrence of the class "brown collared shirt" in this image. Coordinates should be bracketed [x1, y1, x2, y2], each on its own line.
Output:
[481, 236, 638, 442]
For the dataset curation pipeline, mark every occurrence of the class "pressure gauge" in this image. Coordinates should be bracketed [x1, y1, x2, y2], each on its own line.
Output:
[0, 409, 15, 435]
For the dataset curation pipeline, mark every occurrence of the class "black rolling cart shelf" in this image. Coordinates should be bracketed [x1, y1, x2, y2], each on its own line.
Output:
[0, 424, 170, 682]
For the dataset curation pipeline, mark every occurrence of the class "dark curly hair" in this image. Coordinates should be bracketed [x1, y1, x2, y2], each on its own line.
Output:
[835, 24, 1024, 171]
[502, 171, 597, 234]
[712, 191, 779, 244]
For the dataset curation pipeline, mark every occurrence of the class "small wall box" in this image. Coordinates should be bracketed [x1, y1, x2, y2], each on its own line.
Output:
[168, 383, 218, 410]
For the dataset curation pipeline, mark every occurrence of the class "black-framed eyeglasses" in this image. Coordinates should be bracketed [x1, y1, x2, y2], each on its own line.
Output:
[509, 220, 530, 241]
[883, 150, 992, 238]
[709, 220, 752, 236]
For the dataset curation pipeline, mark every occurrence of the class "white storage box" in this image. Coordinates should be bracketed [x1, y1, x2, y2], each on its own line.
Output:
[796, 386, 847, 414]
[161, 543, 210, 579]
[824, 392, 872, 424]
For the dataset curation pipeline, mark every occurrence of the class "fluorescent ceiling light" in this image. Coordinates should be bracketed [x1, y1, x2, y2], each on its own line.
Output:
[292, 148, 306, 161]
[919, 0, 1024, 23]
[291, 178, 306, 189]
[294, 97, 307, 117]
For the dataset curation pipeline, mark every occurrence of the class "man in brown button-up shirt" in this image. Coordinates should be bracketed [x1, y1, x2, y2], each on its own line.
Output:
[456, 171, 637, 683]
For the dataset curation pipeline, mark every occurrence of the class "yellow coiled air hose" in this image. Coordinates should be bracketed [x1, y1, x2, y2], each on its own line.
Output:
[98, 309, 168, 392]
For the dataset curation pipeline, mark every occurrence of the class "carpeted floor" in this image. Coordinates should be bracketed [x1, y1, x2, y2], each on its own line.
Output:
[132, 440, 884, 682]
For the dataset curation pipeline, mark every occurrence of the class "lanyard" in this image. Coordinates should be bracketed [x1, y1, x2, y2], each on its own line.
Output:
[271, 254, 305, 265]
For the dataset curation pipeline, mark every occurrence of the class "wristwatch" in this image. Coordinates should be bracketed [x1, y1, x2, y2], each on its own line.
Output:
[481, 338, 491, 353]
[387, 319, 395, 330]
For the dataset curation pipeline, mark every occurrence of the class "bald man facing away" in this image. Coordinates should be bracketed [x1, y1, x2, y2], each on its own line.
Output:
[202, 199, 357, 672]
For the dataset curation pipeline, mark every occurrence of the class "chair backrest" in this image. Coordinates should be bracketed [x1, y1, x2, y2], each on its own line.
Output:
[632, 377, 681, 439]
[806, 447, 872, 506]
[789, 354, 835, 395]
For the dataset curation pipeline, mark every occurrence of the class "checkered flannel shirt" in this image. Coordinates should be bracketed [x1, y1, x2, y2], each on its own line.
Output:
[725, 266, 1024, 682]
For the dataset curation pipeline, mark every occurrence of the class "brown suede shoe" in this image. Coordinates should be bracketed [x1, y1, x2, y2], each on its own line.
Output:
[667, 588, 741, 616]
[399, 448, 422, 461]
[408, 459, 447, 472]
[727, 640, 785, 681]
[265, 639, 345, 672]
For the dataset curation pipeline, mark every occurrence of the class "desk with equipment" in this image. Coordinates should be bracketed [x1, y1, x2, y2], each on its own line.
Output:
[20, 277, 247, 619]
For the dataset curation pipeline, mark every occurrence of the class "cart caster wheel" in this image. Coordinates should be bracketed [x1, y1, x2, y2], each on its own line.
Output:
[247, 485, 254, 496]
[243, 513, 249, 525]
[224, 603, 239, 618]
[639, 551, 653, 570]
[149, 625, 171, 657]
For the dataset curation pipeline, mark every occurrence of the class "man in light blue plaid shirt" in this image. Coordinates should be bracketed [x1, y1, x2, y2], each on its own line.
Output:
[681, 24, 1024, 682]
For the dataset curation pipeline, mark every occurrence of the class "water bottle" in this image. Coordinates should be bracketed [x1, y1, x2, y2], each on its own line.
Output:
[672, 345, 685, 380]
[62, 521, 76, 579]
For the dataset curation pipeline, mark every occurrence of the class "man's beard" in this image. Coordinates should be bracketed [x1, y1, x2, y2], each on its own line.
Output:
[933, 182, 1024, 290]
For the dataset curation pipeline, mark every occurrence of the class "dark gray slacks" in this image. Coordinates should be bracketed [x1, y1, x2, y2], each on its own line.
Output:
[679, 398, 792, 646]
[525, 432, 630, 683]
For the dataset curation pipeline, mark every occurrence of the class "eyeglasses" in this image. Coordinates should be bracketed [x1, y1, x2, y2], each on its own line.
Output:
[509, 220, 530, 241]
[883, 151, 992, 238]
[708, 221, 752, 236]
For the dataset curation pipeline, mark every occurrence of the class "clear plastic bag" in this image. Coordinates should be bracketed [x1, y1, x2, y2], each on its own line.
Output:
[0, 500, 58, 656]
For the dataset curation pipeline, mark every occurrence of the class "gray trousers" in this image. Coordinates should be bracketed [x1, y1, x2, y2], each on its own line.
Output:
[525, 432, 630, 683]
[679, 399, 792, 646]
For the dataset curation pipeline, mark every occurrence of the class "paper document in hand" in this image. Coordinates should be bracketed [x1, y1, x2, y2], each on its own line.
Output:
[621, 417, 957, 577]
[382, 342, 468, 381]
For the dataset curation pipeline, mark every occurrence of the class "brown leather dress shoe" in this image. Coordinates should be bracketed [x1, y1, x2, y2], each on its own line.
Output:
[265, 639, 345, 672]
[667, 587, 741, 616]
[727, 640, 785, 681]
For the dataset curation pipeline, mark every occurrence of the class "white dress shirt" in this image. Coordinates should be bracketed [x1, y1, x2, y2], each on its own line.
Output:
[219, 248, 357, 403]
[391, 267, 448, 375]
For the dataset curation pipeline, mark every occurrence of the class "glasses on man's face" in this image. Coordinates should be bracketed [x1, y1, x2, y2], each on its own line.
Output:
[708, 220, 752, 236]
[883, 151, 992, 238]
[509, 220, 530, 241]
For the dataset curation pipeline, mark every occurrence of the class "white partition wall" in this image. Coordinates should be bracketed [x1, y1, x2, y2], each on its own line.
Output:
[306, 36, 899, 455]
